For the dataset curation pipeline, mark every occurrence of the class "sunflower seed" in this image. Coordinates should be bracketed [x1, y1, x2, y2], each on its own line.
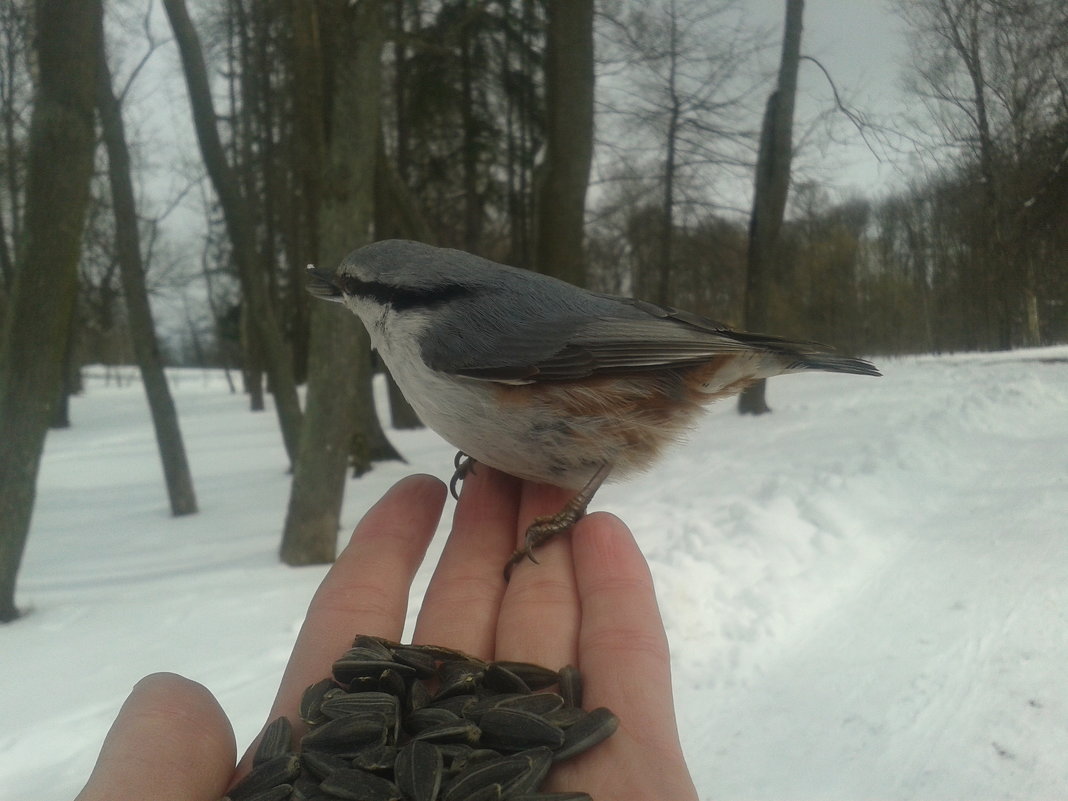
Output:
[320, 691, 400, 742]
[541, 706, 587, 729]
[442, 753, 531, 801]
[320, 690, 398, 721]
[404, 643, 487, 665]
[458, 784, 502, 801]
[301, 712, 388, 751]
[254, 716, 294, 765]
[429, 693, 479, 717]
[499, 748, 553, 797]
[551, 707, 619, 762]
[405, 705, 460, 734]
[227, 753, 301, 800]
[350, 744, 398, 772]
[394, 739, 443, 801]
[445, 747, 500, 775]
[300, 749, 349, 781]
[482, 663, 531, 694]
[478, 708, 565, 752]
[300, 678, 337, 726]
[244, 636, 618, 801]
[496, 692, 565, 717]
[434, 660, 485, 699]
[389, 645, 439, 678]
[333, 657, 415, 687]
[487, 661, 560, 691]
[319, 768, 403, 801]
[407, 678, 431, 714]
[410, 720, 482, 746]
[352, 635, 395, 660]
[557, 665, 582, 709]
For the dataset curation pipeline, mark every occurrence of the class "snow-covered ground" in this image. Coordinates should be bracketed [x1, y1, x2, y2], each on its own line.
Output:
[2, 348, 1067, 800]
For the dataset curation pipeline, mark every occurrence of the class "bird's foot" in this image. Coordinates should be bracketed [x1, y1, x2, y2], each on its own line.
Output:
[450, 451, 477, 500]
[503, 462, 612, 581]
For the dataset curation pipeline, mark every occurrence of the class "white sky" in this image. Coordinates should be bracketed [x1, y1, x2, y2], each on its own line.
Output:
[748, 0, 914, 199]
[119, 0, 918, 340]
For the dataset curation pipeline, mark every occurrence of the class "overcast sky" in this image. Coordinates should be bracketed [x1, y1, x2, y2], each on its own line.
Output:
[111, 0, 920, 344]
[748, 0, 915, 199]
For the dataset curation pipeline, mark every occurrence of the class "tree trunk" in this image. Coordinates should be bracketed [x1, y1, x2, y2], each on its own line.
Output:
[280, 0, 388, 565]
[0, 0, 101, 623]
[50, 313, 80, 429]
[657, 41, 680, 307]
[96, 23, 198, 517]
[534, 0, 594, 286]
[162, 0, 303, 467]
[386, 369, 422, 430]
[458, 26, 482, 252]
[373, 141, 427, 431]
[738, 0, 804, 416]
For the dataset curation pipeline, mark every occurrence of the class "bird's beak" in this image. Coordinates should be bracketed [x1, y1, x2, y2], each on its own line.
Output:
[306, 265, 344, 301]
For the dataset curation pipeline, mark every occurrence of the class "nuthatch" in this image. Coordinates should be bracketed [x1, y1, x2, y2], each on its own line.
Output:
[308, 240, 879, 576]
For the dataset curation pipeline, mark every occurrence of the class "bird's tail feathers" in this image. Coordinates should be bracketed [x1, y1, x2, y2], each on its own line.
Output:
[788, 352, 882, 377]
[727, 330, 881, 377]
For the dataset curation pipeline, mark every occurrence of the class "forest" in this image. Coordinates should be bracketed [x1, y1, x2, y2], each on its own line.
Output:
[0, 0, 1066, 622]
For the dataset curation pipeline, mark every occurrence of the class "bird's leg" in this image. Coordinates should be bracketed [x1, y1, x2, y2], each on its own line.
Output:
[504, 462, 612, 580]
[450, 451, 477, 500]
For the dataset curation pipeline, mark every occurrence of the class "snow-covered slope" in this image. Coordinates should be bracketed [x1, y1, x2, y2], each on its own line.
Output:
[2, 348, 1066, 800]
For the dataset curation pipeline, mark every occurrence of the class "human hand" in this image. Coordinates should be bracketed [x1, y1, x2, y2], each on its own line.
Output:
[76, 468, 698, 801]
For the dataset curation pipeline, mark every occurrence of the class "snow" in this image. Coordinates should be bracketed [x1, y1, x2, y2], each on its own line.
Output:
[2, 348, 1067, 800]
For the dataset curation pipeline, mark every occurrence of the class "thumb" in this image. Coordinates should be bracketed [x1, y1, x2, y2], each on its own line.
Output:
[76, 672, 236, 801]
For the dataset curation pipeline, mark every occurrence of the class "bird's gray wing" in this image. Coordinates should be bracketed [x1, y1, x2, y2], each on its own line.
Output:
[431, 294, 799, 383]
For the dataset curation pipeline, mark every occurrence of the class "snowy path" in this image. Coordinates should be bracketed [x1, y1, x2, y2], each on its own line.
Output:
[684, 355, 1068, 799]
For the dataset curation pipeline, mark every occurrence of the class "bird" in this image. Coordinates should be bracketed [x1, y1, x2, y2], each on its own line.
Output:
[307, 239, 880, 577]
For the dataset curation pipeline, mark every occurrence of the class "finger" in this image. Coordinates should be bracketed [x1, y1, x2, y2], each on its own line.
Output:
[266, 474, 446, 724]
[76, 673, 235, 801]
[413, 466, 519, 659]
[494, 481, 582, 669]
[569, 512, 689, 766]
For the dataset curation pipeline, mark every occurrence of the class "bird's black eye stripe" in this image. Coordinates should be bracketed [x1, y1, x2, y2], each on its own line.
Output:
[338, 274, 473, 311]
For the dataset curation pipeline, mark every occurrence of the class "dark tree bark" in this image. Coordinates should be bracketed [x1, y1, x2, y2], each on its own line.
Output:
[162, 0, 303, 467]
[458, 24, 483, 253]
[738, 0, 803, 416]
[50, 314, 80, 429]
[96, 21, 198, 517]
[373, 145, 425, 431]
[280, 0, 389, 565]
[0, 0, 101, 622]
[534, 0, 594, 286]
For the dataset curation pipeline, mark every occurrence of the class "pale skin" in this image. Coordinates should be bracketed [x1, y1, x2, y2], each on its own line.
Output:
[75, 467, 699, 801]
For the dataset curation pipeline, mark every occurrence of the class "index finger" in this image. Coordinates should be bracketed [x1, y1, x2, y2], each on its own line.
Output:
[257, 475, 446, 746]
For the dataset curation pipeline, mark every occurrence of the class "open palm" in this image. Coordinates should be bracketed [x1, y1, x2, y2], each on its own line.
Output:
[76, 468, 697, 801]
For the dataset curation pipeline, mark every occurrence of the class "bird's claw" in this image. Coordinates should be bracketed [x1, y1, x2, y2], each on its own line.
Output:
[500, 462, 613, 581]
[502, 515, 570, 581]
[450, 451, 476, 500]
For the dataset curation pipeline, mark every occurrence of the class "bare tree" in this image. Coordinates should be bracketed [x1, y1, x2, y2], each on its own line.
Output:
[738, 0, 803, 416]
[0, 2, 32, 294]
[599, 0, 765, 305]
[280, 0, 390, 564]
[534, 0, 594, 286]
[162, 0, 303, 466]
[0, 0, 102, 623]
[96, 10, 197, 517]
[897, 0, 1068, 348]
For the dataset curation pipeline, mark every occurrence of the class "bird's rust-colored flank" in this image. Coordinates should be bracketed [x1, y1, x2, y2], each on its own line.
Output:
[493, 352, 765, 476]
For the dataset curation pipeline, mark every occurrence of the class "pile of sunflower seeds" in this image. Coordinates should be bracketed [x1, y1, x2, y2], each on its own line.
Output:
[221, 635, 619, 801]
